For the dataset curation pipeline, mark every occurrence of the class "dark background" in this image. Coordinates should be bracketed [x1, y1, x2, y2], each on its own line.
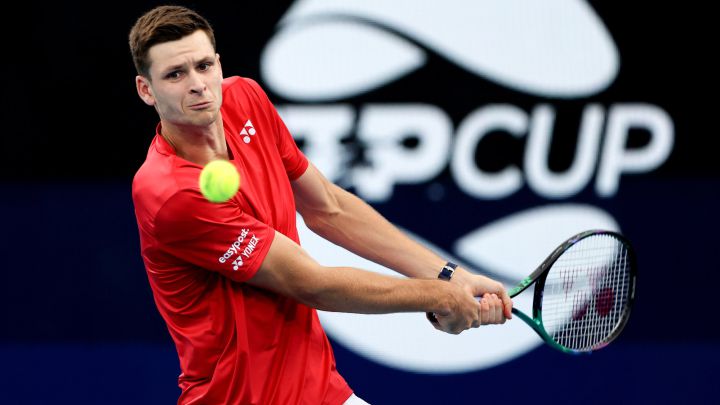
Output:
[1, 1, 718, 404]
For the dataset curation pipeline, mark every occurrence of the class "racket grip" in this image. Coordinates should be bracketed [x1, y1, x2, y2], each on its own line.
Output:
[426, 312, 439, 324]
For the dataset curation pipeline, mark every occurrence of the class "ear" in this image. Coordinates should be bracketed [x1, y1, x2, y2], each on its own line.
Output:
[216, 53, 223, 76]
[135, 75, 156, 106]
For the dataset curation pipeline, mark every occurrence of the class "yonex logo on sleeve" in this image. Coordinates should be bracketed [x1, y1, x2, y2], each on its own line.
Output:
[218, 229, 250, 263]
[241, 235, 260, 259]
[240, 119, 257, 144]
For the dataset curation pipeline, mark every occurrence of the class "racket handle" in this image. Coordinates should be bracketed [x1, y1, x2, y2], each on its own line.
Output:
[426, 312, 439, 324]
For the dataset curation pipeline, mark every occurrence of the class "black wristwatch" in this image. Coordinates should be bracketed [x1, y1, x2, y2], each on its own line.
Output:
[437, 261, 458, 281]
[427, 261, 458, 324]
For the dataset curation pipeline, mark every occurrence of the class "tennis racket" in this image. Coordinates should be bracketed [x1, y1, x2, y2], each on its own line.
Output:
[432, 229, 637, 354]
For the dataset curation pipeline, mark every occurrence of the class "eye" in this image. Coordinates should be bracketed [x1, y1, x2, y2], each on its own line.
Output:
[165, 70, 183, 80]
[198, 62, 213, 71]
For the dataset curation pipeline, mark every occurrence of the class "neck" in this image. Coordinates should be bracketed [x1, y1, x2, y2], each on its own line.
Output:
[160, 116, 228, 165]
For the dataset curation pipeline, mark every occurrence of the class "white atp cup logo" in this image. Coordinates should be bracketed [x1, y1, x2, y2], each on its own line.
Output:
[260, 0, 673, 372]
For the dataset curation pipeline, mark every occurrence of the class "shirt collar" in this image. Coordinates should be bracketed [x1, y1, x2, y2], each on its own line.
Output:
[153, 122, 176, 156]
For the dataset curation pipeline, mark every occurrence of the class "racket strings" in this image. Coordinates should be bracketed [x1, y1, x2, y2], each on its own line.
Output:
[540, 234, 631, 351]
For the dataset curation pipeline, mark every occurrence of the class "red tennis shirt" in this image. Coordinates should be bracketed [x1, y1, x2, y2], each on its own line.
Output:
[132, 76, 352, 405]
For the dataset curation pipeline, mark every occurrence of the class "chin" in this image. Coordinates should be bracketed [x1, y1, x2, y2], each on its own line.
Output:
[189, 110, 220, 127]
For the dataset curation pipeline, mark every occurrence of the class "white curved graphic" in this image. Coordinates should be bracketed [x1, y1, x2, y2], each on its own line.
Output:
[262, 0, 619, 100]
[455, 204, 620, 282]
[261, 20, 425, 101]
[298, 204, 620, 373]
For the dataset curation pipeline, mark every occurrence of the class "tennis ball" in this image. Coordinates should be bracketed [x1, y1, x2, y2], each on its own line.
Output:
[199, 160, 240, 203]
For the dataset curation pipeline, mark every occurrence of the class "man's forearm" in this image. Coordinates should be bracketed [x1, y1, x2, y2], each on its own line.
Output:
[289, 164, 511, 322]
[250, 230, 464, 317]
[251, 228, 498, 333]
[299, 265, 454, 314]
[303, 183, 447, 279]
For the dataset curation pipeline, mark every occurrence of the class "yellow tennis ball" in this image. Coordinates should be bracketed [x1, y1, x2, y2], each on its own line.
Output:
[199, 160, 240, 203]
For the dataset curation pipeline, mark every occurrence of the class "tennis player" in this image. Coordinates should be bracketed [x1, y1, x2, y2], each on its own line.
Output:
[129, 6, 512, 405]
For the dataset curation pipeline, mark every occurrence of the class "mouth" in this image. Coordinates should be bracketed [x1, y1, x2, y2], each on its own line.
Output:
[188, 101, 213, 110]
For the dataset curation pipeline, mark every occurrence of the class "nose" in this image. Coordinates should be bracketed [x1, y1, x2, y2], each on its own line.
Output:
[188, 71, 207, 95]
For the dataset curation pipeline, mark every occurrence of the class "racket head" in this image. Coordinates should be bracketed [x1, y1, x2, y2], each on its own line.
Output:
[531, 230, 636, 354]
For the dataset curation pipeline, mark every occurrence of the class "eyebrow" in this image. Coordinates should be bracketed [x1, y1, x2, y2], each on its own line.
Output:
[161, 56, 215, 74]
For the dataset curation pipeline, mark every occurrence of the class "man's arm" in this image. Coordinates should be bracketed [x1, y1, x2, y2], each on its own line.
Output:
[291, 163, 512, 318]
[247, 230, 504, 334]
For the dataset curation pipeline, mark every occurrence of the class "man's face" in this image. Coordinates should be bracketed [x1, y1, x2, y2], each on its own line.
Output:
[136, 30, 223, 128]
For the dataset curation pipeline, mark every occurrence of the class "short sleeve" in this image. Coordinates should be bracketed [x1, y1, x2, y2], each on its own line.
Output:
[154, 189, 275, 282]
[244, 78, 309, 180]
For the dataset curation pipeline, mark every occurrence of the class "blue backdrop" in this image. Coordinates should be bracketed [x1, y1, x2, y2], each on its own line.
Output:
[2, 1, 718, 404]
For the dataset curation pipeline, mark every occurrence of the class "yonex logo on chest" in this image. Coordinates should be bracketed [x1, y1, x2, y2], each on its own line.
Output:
[240, 119, 257, 144]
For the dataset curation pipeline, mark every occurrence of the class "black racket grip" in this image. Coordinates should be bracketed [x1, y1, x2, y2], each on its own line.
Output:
[426, 312, 439, 324]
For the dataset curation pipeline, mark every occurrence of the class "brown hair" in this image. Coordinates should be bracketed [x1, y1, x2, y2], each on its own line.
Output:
[129, 5, 216, 78]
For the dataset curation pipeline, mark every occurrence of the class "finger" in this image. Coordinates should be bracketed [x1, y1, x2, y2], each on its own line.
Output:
[495, 295, 505, 324]
[492, 294, 504, 324]
[479, 298, 490, 325]
[486, 294, 498, 324]
[471, 308, 481, 328]
[473, 297, 483, 328]
[463, 306, 477, 330]
[488, 294, 499, 324]
[500, 289, 514, 319]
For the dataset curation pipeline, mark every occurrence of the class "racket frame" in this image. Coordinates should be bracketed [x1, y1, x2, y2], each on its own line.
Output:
[508, 229, 637, 354]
